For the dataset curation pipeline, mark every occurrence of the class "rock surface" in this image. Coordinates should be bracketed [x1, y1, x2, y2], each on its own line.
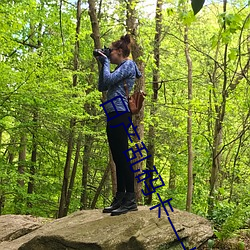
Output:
[0, 214, 49, 243]
[0, 206, 213, 250]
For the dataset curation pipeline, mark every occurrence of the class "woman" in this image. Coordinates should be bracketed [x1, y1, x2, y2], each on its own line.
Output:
[96, 34, 142, 216]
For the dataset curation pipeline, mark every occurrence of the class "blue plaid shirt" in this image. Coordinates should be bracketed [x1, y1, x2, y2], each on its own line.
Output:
[98, 58, 142, 113]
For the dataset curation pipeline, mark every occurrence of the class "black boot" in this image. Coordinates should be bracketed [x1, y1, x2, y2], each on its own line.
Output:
[111, 192, 138, 216]
[102, 192, 125, 213]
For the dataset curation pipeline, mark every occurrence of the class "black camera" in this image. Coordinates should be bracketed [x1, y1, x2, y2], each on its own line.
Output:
[93, 46, 111, 58]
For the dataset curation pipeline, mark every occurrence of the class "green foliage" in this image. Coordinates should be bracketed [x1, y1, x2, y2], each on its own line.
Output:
[210, 200, 236, 226]
[207, 239, 215, 249]
[238, 241, 245, 250]
[214, 205, 250, 240]
[0, 2, 249, 240]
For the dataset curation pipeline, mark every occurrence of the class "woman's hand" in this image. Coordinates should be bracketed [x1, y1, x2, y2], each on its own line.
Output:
[96, 51, 108, 64]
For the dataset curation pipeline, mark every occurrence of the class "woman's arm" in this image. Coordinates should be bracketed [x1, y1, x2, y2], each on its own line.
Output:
[98, 65, 108, 91]
[102, 59, 133, 87]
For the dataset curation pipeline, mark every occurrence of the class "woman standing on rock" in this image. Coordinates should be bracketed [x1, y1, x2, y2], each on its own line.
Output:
[96, 34, 142, 216]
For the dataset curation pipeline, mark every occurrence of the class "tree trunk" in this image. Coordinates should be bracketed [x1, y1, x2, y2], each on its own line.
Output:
[0, 129, 2, 148]
[58, 0, 81, 218]
[88, 0, 116, 200]
[18, 135, 26, 187]
[15, 134, 27, 214]
[28, 131, 36, 193]
[0, 129, 3, 214]
[81, 0, 101, 209]
[168, 165, 176, 189]
[7, 137, 15, 164]
[91, 164, 110, 209]
[72, 0, 81, 88]
[80, 135, 93, 210]
[27, 110, 38, 208]
[208, 0, 228, 216]
[184, 25, 194, 212]
[168, 95, 177, 190]
[58, 119, 75, 218]
[0, 193, 4, 215]
[2, 136, 16, 214]
[80, 0, 103, 210]
[0, 128, 4, 213]
[87, 0, 101, 49]
[27, 5, 43, 207]
[109, 149, 117, 196]
[145, 0, 162, 205]
[126, 0, 145, 202]
[64, 133, 82, 215]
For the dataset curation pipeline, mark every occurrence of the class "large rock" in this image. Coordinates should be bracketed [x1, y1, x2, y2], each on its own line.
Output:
[0, 214, 49, 243]
[0, 206, 213, 250]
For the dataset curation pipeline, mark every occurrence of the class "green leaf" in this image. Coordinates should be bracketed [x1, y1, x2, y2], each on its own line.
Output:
[181, 10, 196, 26]
[191, 0, 205, 15]
[228, 48, 238, 61]
[221, 29, 232, 44]
[208, 239, 215, 249]
[214, 231, 223, 240]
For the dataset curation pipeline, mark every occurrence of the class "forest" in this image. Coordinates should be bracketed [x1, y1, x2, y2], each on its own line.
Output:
[0, 0, 249, 248]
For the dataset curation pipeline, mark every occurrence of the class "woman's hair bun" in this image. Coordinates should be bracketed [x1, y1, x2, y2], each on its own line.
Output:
[120, 34, 131, 45]
[112, 34, 131, 57]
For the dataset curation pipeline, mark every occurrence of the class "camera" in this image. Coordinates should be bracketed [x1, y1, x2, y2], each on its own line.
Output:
[93, 46, 111, 58]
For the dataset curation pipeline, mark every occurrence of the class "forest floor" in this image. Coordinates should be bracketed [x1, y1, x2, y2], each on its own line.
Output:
[200, 230, 250, 249]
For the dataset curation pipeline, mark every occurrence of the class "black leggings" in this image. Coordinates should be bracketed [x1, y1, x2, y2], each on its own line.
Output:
[106, 111, 134, 192]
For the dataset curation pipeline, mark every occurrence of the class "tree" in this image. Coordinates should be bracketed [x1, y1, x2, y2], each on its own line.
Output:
[126, 0, 146, 202]
[208, 0, 250, 216]
[184, 23, 194, 212]
[58, 0, 82, 218]
[145, 0, 163, 205]
[86, 0, 117, 206]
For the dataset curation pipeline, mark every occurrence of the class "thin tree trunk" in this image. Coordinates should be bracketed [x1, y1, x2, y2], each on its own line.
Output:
[81, 0, 103, 210]
[7, 137, 15, 164]
[168, 94, 177, 190]
[27, 111, 38, 208]
[18, 135, 26, 187]
[229, 30, 250, 201]
[0, 193, 4, 215]
[28, 131, 36, 194]
[27, 20, 37, 206]
[88, 0, 116, 201]
[27, 6, 43, 206]
[72, 0, 81, 88]
[80, 135, 93, 210]
[88, 0, 101, 49]
[229, 136, 242, 202]
[109, 149, 117, 196]
[168, 167, 176, 189]
[0, 129, 4, 214]
[126, 0, 145, 202]
[207, 13, 220, 213]
[63, 0, 82, 217]
[208, 0, 228, 216]
[88, 0, 104, 87]
[0, 129, 6, 214]
[228, 32, 250, 200]
[0, 129, 2, 148]
[91, 164, 110, 209]
[145, 0, 162, 205]
[0, 127, 4, 213]
[15, 134, 27, 214]
[58, 119, 75, 218]
[184, 25, 194, 212]
[58, 0, 81, 218]
[64, 133, 82, 215]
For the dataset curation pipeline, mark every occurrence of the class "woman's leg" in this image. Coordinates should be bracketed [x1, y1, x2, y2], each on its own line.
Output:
[106, 112, 134, 193]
